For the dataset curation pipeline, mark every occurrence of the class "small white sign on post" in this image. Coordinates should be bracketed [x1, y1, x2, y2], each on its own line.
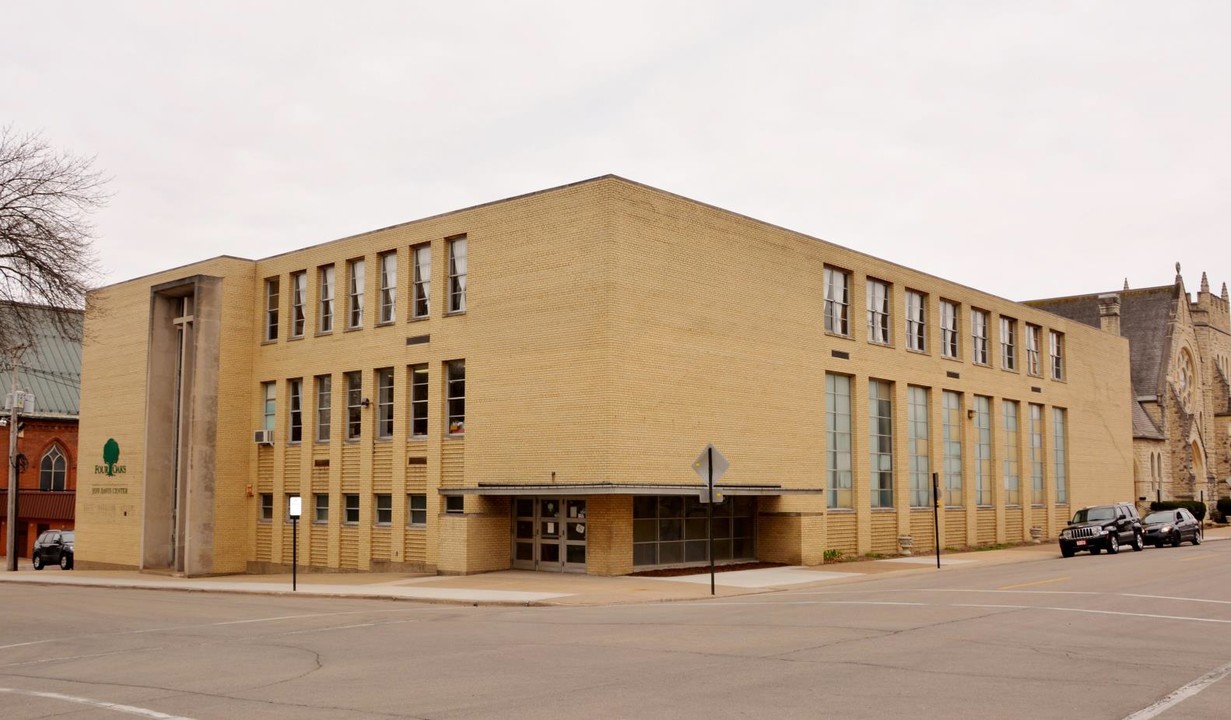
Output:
[288, 496, 302, 518]
[692, 444, 729, 503]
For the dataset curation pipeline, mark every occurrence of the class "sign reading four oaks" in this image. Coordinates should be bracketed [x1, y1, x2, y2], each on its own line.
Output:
[94, 438, 126, 476]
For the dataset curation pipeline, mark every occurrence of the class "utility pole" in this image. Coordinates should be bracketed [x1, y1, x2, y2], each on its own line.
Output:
[5, 347, 26, 572]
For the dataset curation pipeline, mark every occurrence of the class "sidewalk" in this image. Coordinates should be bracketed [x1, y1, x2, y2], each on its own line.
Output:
[2, 526, 1226, 607]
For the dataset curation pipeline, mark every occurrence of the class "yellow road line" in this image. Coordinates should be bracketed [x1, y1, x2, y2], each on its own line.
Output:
[1180, 554, 1215, 562]
[999, 576, 1070, 590]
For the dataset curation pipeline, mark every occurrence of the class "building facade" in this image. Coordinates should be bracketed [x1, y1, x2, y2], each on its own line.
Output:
[0, 303, 82, 559]
[76, 176, 1134, 576]
[1028, 267, 1231, 512]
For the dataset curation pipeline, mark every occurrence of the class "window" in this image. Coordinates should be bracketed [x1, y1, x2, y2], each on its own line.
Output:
[974, 395, 992, 506]
[448, 236, 467, 313]
[378, 251, 397, 324]
[376, 367, 394, 439]
[344, 494, 360, 524]
[908, 386, 930, 507]
[940, 300, 959, 359]
[408, 494, 427, 526]
[347, 258, 365, 329]
[315, 375, 331, 442]
[942, 390, 963, 508]
[445, 495, 464, 514]
[264, 277, 280, 341]
[971, 309, 989, 365]
[1000, 317, 1017, 371]
[906, 290, 926, 352]
[826, 373, 852, 509]
[446, 359, 465, 435]
[1053, 408, 1068, 504]
[1029, 404, 1044, 503]
[375, 494, 392, 525]
[1003, 401, 1020, 505]
[866, 279, 890, 345]
[288, 378, 303, 443]
[632, 495, 757, 567]
[262, 381, 276, 431]
[1025, 324, 1041, 375]
[1049, 331, 1065, 380]
[412, 243, 431, 319]
[39, 445, 66, 491]
[410, 364, 429, 437]
[260, 493, 273, 522]
[314, 493, 329, 524]
[290, 271, 306, 338]
[286, 494, 300, 521]
[869, 380, 893, 508]
[319, 265, 335, 333]
[345, 371, 362, 440]
[823, 267, 850, 336]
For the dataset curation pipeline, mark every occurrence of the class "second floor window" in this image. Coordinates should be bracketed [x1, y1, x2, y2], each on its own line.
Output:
[412, 243, 431, 319]
[378, 251, 397, 324]
[1049, 331, 1065, 380]
[1026, 324, 1041, 376]
[319, 265, 335, 333]
[866, 279, 890, 345]
[346, 371, 362, 440]
[447, 359, 465, 435]
[264, 277, 279, 341]
[906, 291, 926, 352]
[376, 367, 394, 438]
[1001, 317, 1017, 371]
[448, 236, 467, 313]
[315, 374, 331, 442]
[290, 271, 306, 338]
[347, 258, 365, 329]
[940, 300, 959, 359]
[823, 267, 850, 336]
[971, 309, 989, 365]
[288, 378, 303, 443]
[410, 364, 429, 437]
[262, 381, 276, 431]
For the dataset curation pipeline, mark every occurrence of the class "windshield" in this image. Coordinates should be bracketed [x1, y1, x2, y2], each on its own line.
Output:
[1072, 507, 1115, 523]
[1143, 512, 1176, 524]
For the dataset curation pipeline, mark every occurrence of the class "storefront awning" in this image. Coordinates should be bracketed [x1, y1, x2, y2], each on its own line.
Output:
[438, 484, 823, 497]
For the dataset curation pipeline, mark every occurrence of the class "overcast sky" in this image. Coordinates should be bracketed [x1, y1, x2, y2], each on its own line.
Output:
[5, 1, 1229, 301]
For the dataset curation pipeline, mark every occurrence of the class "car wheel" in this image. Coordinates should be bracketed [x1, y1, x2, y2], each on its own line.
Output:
[1172, 532, 1182, 548]
[32, 553, 44, 570]
[1131, 531, 1144, 552]
[1107, 534, 1120, 554]
[59, 553, 72, 570]
[1193, 530, 1202, 546]
[1061, 546, 1075, 558]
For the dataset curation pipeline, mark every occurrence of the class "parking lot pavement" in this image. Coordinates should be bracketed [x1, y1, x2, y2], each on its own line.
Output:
[2, 524, 1227, 606]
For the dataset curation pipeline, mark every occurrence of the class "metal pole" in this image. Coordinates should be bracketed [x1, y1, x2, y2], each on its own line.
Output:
[708, 445, 715, 596]
[292, 516, 298, 592]
[5, 350, 22, 572]
[932, 472, 941, 570]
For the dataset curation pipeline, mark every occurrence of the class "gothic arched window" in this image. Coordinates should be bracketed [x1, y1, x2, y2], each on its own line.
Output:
[39, 446, 67, 491]
[1177, 350, 1196, 410]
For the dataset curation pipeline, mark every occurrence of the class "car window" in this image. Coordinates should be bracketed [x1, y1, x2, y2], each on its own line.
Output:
[1144, 512, 1171, 523]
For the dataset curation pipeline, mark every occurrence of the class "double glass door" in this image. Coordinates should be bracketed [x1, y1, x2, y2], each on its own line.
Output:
[512, 497, 587, 572]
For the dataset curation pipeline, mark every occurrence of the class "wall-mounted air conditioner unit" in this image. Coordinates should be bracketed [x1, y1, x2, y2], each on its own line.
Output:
[254, 430, 274, 445]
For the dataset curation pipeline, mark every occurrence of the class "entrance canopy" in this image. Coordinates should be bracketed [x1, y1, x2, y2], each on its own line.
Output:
[438, 483, 824, 497]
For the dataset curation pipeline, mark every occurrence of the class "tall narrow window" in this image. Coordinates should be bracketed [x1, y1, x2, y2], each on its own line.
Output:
[942, 390, 963, 507]
[375, 494, 393, 525]
[974, 395, 992, 506]
[940, 301, 959, 358]
[262, 381, 276, 431]
[376, 367, 394, 439]
[408, 494, 427, 526]
[826, 373, 853, 509]
[448, 236, 467, 313]
[412, 243, 431, 319]
[446, 359, 466, 435]
[1053, 408, 1068, 504]
[908, 386, 930, 507]
[344, 494, 360, 524]
[264, 277, 280, 341]
[290, 271, 306, 338]
[866, 279, 890, 345]
[260, 493, 273, 521]
[869, 380, 893, 508]
[39, 446, 66, 491]
[288, 378, 303, 443]
[315, 375, 331, 442]
[1000, 317, 1017, 370]
[346, 371, 362, 440]
[1049, 331, 1065, 380]
[318, 265, 335, 333]
[823, 267, 850, 336]
[1025, 324, 1041, 375]
[1003, 401, 1020, 505]
[971, 309, 989, 365]
[906, 290, 926, 352]
[314, 493, 329, 523]
[1029, 404, 1044, 502]
[378, 251, 397, 324]
[410, 364, 429, 437]
[347, 258, 365, 329]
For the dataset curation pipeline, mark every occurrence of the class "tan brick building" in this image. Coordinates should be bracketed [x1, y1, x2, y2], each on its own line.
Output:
[76, 176, 1134, 576]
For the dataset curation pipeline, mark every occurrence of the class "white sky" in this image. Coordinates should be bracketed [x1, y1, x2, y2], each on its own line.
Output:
[4, 1, 1229, 300]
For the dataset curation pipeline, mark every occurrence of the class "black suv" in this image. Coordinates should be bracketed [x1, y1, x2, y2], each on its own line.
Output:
[1059, 503, 1143, 557]
[32, 530, 74, 570]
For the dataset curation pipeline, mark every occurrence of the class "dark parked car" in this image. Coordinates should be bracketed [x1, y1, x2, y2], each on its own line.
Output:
[1142, 508, 1202, 547]
[1059, 503, 1143, 557]
[32, 530, 74, 570]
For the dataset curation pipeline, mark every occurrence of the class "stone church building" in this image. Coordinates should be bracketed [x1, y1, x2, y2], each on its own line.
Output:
[1029, 266, 1231, 512]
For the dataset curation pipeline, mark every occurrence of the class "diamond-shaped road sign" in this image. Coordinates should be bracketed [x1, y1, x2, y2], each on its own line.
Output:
[692, 444, 729, 484]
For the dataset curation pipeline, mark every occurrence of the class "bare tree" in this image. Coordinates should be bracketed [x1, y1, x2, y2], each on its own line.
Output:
[0, 126, 106, 349]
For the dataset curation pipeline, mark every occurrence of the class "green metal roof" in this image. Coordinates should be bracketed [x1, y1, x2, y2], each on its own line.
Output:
[0, 303, 83, 419]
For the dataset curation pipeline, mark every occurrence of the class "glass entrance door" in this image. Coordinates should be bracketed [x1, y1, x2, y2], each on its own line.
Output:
[510, 497, 586, 573]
